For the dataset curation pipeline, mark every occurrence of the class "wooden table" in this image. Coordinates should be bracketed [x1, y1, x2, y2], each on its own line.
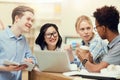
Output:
[22, 70, 28, 80]
[22, 70, 93, 80]
[29, 70, 74, 80]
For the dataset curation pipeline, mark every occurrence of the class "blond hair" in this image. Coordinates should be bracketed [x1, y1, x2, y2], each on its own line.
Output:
[75, 15, 93, 29]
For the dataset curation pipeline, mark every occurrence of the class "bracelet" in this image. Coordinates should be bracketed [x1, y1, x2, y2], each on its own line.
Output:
[82, 59, 88, 67]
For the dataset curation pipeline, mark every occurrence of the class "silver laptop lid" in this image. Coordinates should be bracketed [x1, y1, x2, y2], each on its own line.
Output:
[35, 50, 71, 72]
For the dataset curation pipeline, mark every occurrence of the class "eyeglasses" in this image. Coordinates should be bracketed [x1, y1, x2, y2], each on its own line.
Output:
[45, 32, 58, 39]
[94, 25, 101, 31]
[96, 24, 101, 28]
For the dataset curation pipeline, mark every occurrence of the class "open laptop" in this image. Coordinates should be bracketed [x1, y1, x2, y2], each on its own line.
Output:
[34, 50, 73, 72]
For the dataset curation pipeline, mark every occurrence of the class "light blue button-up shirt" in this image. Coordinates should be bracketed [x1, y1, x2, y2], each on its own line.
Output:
[0, 26, 36, 80]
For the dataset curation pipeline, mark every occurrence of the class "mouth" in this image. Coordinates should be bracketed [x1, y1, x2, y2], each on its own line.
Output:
[49, 38, 56, 42]
[84, 35, 89, 38]
[25, 24, 31, 29]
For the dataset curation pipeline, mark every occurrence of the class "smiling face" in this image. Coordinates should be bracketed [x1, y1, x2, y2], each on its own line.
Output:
[44, 26, 59, 49]
[76, 20, 94, 42]
[15, 11, 34, 33]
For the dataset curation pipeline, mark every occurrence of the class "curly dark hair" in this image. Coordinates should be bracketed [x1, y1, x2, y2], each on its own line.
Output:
[93, 5, 119, 33]
[35, 23, 62, 50]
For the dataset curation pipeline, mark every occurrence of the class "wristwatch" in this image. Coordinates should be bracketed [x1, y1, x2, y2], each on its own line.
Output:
[82, 59, 88, 67]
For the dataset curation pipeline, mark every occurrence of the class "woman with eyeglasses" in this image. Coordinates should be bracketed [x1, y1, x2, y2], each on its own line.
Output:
[35, 23, 62, 51]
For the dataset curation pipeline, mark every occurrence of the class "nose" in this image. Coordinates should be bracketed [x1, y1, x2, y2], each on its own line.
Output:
[84, 29, 88, 33]
[28, 20, 33, 27]
[50, 35, 55, 38]
[29, 20, 33, 25]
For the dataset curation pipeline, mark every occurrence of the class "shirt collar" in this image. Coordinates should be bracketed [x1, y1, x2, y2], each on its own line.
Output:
[81, 33, 96, 46]
[81, 40, 90, 46]
[107, 34, 120, 49]
[6, 26, 23, 40]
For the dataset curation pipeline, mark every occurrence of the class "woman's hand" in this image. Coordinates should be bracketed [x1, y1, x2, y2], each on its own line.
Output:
[64, 44, 73, 53]
[64, 45, 74, 62]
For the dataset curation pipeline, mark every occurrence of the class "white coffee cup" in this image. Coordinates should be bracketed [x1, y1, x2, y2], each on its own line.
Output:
[80, 46, 89, 53]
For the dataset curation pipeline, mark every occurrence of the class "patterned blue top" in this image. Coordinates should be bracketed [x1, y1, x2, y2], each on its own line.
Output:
[0, 26, 36, 80]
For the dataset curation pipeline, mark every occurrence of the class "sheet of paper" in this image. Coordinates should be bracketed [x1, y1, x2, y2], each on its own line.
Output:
[63, 69, 120, 79]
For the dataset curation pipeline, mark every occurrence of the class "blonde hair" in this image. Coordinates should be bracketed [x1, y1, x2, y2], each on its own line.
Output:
[75, 15, 93, 29]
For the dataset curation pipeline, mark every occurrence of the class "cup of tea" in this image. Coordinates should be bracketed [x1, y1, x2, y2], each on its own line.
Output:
[71, 41, 77, 50]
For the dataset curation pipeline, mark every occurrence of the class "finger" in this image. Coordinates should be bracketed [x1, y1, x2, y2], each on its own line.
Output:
[77, 53, 84, 61]
[24, 58, 33, 62]
[20, 65, 28, 70]
[15, 65, 27, 70]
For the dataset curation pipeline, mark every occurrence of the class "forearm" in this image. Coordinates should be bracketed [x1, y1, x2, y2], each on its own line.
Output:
[84, 61, 108, 72]
[67, 51, 74, 62]
[0, 66, 6, 71]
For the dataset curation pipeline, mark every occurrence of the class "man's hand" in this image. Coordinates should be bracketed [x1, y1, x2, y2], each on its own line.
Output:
[24, 58, 33, 64]
[2, 65, 28, 71]
[76, 47, 93, 62]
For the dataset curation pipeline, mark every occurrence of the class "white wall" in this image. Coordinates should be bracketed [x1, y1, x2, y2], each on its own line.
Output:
[0, 0, 120, 37]
[61, 0, 120, 37]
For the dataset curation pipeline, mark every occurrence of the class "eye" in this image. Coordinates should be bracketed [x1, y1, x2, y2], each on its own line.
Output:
[79, 28, 85, 31]
[86, 27, 91, 30]
[53, 32, 58, 36]
[46, 33, 51, 36]
[53, 32, 57, 34]
[27, 17, 34, 23]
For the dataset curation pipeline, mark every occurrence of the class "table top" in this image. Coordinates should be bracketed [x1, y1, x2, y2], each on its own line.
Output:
[29, 70, 94, 80]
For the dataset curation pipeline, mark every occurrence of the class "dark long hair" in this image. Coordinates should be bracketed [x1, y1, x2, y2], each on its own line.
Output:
[35, 23, 62, 50]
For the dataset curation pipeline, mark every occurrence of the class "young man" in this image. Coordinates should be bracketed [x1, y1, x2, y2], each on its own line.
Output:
[76, 5, 120, 72]
[0, 6, 36, 80]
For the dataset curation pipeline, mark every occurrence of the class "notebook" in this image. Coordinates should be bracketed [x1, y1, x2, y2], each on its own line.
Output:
[34, 50, 74, 72]
[63, 69, 120, 79]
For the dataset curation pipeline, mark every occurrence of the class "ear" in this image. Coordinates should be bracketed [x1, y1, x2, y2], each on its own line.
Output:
[75, 27, 79, 34]
[14, 15, 19, 23]
[102, 26, 106, 33]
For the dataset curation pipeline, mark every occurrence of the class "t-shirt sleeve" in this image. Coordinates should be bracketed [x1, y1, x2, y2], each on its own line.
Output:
[102, 43, 120, 65]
